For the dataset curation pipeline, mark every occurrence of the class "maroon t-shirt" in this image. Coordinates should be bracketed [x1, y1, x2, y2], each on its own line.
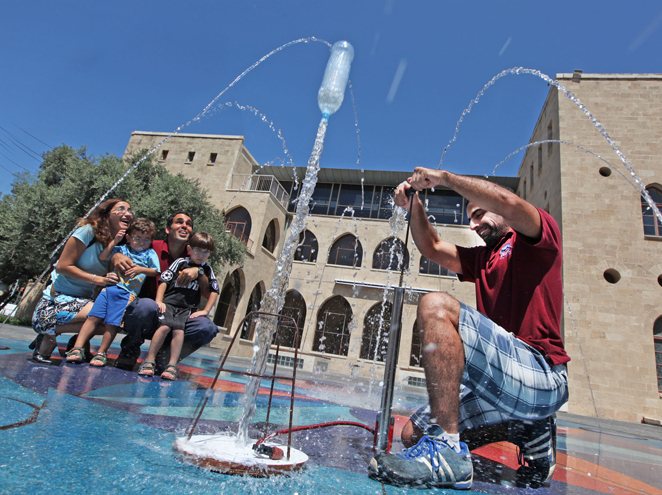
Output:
[139, 239, 178, 299]
[457, 209, 570, 366]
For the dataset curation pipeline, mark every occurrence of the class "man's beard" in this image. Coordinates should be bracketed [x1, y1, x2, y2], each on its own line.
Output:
[480, 225, 508, 249]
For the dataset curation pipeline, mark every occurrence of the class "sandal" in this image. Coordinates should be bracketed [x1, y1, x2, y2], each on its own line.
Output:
[62, 335, 91, 361]
[137, 361, 155, 376]
[160, 364, 178, 381]
[90, 352, 107, 367]
[65, 347, 86, 363]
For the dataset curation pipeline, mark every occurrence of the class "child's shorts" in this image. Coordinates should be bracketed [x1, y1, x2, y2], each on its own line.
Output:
[88, 286, 132, 327]
[159, 304, 191, 331]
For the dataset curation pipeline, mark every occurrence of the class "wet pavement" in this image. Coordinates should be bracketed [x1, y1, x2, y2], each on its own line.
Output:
[1, 323, 661, 495]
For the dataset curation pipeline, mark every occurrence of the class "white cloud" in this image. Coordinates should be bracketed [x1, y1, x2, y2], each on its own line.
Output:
[498, 36, 512, 57]
[629, 11, 662, 51]
[386, 58, 408, 104]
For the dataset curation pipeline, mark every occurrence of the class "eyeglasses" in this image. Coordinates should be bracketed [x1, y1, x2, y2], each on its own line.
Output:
[111, 205, 134, 215]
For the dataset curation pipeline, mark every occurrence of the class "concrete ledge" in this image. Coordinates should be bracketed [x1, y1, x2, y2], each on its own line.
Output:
[559, 411, 662, 440]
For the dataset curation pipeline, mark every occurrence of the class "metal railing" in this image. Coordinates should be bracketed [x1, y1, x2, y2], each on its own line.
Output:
[229, 174, 290, 209]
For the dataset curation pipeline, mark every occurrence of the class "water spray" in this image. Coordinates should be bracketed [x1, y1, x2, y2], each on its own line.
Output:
[235, 39, 354, 445]
[175, 40, 356, 477]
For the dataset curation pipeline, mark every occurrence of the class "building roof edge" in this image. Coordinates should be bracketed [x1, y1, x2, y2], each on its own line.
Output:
[130, 130, 245, 140]
[556, 73, 662, 80]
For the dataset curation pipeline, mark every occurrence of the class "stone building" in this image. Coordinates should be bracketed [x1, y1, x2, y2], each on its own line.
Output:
[124, 73, 662, 424]
[518, 72, 662, 423]
[124, 130, 503, 389]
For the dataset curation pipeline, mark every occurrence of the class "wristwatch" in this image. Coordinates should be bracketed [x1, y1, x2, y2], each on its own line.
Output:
[198, 267, 205, 276]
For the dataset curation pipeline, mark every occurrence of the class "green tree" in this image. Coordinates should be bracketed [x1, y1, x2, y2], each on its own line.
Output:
[0, 145, 245, 284]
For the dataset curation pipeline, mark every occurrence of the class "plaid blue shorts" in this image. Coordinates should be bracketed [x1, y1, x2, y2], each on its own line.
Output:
[411, 303, 568, 433]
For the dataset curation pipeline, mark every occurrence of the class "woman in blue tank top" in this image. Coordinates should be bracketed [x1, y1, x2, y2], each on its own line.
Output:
[31, 198, 134, 363]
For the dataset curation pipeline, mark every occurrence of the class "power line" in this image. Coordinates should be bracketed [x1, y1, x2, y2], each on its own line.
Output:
[0, 133, 41, 161]
[0, 125, 43, 161]
[0, 137, 12, 153]
[0, 135, 35, 159]
[0, 131, 42, 161]
[17, 126, 53, 149]
[0, 161, 21, 178]
[0, 148, 31, 172]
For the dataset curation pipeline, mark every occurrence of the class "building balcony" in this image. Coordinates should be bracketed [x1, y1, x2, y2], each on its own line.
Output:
[229, 174, 290, 209]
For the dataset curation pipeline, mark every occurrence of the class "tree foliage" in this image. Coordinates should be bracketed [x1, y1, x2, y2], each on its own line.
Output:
[0, 145, 245, 284]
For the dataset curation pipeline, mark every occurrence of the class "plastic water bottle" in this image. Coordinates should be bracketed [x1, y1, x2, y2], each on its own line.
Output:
[317, 41, 354, 119]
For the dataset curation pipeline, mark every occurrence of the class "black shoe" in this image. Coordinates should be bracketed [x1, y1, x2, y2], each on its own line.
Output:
[32, 351, 54, 365]
[28, 334, 43, 351]
[461, 421, 510, 450]
[114, 354, 137, 371]
[115, 340, 141, 371]
[509, 416, 556, 488]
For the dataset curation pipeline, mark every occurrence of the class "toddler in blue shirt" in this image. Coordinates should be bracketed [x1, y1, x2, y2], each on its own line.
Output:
[66, 218, 160, 366]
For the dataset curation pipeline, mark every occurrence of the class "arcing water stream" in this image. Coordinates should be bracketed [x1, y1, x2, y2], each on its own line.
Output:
[439, 67, 662, 226]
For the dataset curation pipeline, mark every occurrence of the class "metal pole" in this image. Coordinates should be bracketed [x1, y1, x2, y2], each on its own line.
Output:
[375, 286, 405, 452]
[375, 190, 415, 452]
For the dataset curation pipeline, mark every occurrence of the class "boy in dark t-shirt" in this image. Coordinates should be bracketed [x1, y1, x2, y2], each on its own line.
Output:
[114, 212, 220, 373]
[137, 232, 218, 380]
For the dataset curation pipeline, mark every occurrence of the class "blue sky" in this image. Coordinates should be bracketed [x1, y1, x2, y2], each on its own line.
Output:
[1, 1, 661, 197]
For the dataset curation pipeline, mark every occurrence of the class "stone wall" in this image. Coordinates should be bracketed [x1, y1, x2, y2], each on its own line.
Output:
[525, 75, 662, 422]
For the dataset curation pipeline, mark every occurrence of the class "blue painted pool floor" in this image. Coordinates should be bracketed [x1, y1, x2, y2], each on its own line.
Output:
[1, 324, 661, 495]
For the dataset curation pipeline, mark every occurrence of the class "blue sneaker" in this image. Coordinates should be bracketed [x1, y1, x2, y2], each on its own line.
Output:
[368, 434, 473, 489]
[510, 416, 556, 488]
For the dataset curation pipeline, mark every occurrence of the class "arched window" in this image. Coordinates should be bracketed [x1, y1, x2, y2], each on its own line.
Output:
[214, 270, 242, 332]
[328, 234, 363, 267]
[419, 257, 455, 277]
[654, 316, 662, 393]
[262, 219, 278, 253]
[372, 237, 409, 271]
[360, 302, 392, 361]
[642, 185, 662, 237]
[295, 230, 318, 262]
[225, 207, 252, 244]
[240, 283, 263, 340]
[314, 296, 352, 356]
[274, 290, 306, 349]
[410, 319, 423, 367]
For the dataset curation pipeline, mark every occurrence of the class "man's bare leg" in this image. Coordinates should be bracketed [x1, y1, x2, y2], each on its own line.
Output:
[401, 291, 464, 446]
[369, 292, 473, 488]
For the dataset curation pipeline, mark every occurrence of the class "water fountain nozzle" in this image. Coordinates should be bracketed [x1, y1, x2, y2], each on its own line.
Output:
[318, 41, 354, 118]
[253, 443, 285, 460]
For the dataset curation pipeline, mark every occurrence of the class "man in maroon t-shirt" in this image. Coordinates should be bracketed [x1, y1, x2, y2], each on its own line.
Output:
[369, 167, 570, 490]
[113, 212, 219, 372]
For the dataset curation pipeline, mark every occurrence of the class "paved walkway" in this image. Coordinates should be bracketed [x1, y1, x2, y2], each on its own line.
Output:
[1, 323, 660, 494]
